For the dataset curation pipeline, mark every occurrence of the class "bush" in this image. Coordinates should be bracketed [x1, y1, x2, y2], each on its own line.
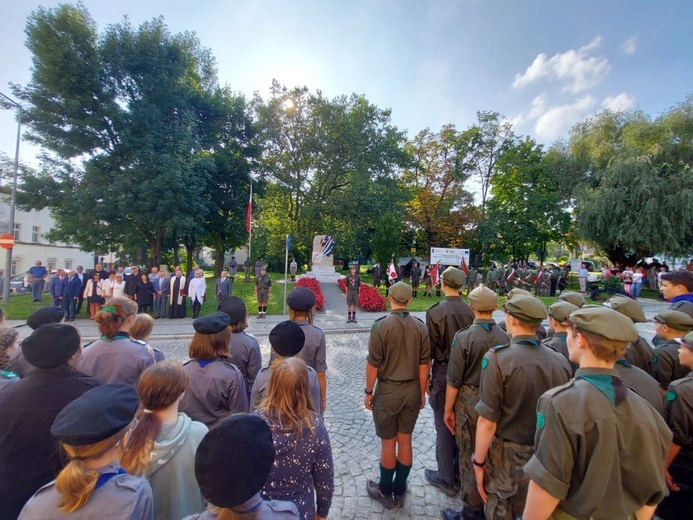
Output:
[338, 277, 386, 312]
[296, 277, 325, 310]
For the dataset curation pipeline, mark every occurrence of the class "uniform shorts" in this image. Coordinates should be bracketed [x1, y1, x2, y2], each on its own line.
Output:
[372, 381, 421, 439]
[347, 290, 359, 306]
[257, 288, 270, 305]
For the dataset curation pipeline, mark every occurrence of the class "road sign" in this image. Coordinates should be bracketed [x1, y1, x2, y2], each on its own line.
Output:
[0, 233, 14, 249]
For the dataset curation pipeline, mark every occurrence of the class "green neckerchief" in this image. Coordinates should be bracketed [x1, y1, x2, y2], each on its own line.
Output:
[513, 335, 539, 348]
[575, 372, 627, 406]
[101, 331, 131, 342]
[1, 370, 18, 380]
[616, 359, 632, 368]
[474, 319, 495, 332]
[391, 311, 410, 318]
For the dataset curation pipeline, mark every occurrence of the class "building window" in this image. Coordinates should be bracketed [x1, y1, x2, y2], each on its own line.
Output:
[32, 226, 40, 243]
[11, 259, 19, 277]
[65, 260, 73, 270]
[13, 223, 20, 241]
[47, 259, 57, 272]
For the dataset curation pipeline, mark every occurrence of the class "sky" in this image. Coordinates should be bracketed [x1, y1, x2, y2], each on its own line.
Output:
[0, 0, 691, 166]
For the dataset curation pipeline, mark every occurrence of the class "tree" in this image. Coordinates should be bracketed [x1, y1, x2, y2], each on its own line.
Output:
[14, 4, 217, 266]
[371, 213, 403, 266]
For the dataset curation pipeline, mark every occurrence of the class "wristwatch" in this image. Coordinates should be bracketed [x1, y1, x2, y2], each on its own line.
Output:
[471, 454, 485, 467]
[364, 388, 373, 395]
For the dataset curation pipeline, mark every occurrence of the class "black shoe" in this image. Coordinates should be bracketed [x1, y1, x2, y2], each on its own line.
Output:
[352, 318, 357, 323]
[393, 483, 407, 508]
[425, 469, 457, 497]
[366, 479, 395, 510]
[441, 508, 463, 520]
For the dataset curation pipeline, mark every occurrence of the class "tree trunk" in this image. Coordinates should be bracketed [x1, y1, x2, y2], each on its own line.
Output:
[214, 234, 225, 276]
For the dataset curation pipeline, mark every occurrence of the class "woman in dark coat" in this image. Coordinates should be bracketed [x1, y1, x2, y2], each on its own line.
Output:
[135, 274, 155, 314]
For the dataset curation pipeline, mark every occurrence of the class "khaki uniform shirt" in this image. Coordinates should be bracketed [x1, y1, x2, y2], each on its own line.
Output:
[368, 311, 430, 381]
[653, 340, 691, 390]
[476, 335, 572, 445]
[524, 368, 671, 518]
[665, 373, 693, 473]
[542, 332, 578, 375]
[625, 335, 654, 375]
[256, 275, 272, 291]
[78, 334, 155, 386]
[447, 319, 509, 388]
[229, 331, 263, 396]
[269, 320, 327, 373]
[615, 359, 664, 416]
[425, 297, 474, 364]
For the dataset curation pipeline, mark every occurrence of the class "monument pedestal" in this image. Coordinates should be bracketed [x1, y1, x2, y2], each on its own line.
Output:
[302, 265, 344, 283]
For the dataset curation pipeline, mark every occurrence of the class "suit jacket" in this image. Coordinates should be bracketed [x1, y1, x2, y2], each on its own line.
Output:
[215, 277, 232, 298]
[76, 272, 88, 293]
[154, 276, 170, 297]
[124, 273, 139, 296]
[48, 276, 65, 298]
[64, 276, 83, 299]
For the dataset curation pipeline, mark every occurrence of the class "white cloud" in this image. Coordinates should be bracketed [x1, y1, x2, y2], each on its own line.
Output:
[535, 96, 597, 140]
[513, 36, 610, 93]
[528, 93, 548, 119]
[602, 92, 635, 112]
[620, 37, 637, 55]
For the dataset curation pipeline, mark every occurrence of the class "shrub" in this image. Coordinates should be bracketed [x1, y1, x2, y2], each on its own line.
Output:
[296, 277, 325, 310]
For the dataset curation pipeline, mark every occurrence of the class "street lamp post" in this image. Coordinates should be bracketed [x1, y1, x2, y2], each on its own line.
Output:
[0, 92, 21, 304]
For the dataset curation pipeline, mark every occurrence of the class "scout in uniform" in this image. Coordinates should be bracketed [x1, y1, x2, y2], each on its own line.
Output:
[372, 263, 382, 288]
[523, 307, 672, 520]
[424, 267, 475, 496]
[543, 301, 580, 374]
[255, 266, 272, 319]
[441, 285, 509, 520]
[423, 265, 433, 297]
[658, 330, 693, 519]
[498, 288, 548, 342]
[289, 257, 298, 282]
[465, 267, 477, 295]
[219, 296, 262, 403]
[185, 414, 299, 520]
[410, 261, 422, 297]
[486, 265, 500, 293]
[244, 258, 251, 282]
[180, 312, 248, 426]
[606, 295, 655, 374]
[652, 309, 693, 390]
[558, 290, 584, 308]
[365, 281, 430, 509]
[345, 265, 361, 323]
[474, 295, 572, 519]
[251, 321, 323, 415]
[19, 385, 154, 520]
[654, 270, 693, 346]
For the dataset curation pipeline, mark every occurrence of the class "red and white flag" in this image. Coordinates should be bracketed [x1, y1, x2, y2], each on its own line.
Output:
[245, 184, 253, 233]
[459, 257, 469, 275]
[430, 262, 442, 285]
[387, 262, 398, 280]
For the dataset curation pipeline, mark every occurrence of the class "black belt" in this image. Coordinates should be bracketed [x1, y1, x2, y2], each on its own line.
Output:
[378, 378, 417, 384]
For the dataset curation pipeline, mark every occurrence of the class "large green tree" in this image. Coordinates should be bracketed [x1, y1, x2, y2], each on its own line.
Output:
[14, 4, 217, 265]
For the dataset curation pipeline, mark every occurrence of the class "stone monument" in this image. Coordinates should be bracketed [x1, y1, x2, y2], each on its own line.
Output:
[303, 234, 342, 283]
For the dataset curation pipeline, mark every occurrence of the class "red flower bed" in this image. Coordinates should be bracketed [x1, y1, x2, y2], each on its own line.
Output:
[338, 277, 385, 312]
[296, 277, 325, 310]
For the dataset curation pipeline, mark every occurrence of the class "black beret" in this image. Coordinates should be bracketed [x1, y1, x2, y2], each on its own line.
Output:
[22, 323, 80, 369]
[195, 414, 275, 508]
[193, 312, 231, 334]
[26, 306, 65, 330]
[287, 287, 316, 312]
[51, 385, 139, 446]
[217, 296, 247, 325]
[269, 320, 305, 357]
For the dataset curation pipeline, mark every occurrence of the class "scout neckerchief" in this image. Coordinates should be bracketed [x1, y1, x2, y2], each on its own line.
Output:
[575, 373, 627, 405]
[95, 468, 127, 489]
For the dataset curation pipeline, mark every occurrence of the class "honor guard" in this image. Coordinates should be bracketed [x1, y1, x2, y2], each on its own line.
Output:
[346, 265, 361, 323]
[255, 267, 272, 319]
[410, 262, 422, 297]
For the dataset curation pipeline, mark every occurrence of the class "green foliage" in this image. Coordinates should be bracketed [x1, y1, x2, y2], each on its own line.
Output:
[371, 213, 403, 265]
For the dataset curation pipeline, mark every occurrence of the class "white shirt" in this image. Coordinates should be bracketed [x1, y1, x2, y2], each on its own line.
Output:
[188, 277, 207, 303]
[112, 281, 126, 298]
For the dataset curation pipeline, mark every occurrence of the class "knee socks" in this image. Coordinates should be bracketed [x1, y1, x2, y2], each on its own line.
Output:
[393, 460, 412, 495]
[379, 464, 395, 495]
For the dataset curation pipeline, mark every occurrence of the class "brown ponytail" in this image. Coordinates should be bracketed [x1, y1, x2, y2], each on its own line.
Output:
[120, 361, 188, 475]
[95, 297, 138, 339]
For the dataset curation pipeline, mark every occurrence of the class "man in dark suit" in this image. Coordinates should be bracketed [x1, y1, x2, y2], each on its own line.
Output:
[74, 266, 88, 315]
[215, 270, 232, 303]
[63, 270, 83, 321]
[153, 271, 170, 319]
[124, 265, 140, 298]
[48, 269, 66, 307]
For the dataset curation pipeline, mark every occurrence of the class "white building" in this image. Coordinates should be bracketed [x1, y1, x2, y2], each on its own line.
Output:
[0, 194, 95, 275]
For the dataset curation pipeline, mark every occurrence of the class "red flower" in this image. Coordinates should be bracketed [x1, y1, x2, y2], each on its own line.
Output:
[357, 283, 386, 312]
[296, 277, 326, 310]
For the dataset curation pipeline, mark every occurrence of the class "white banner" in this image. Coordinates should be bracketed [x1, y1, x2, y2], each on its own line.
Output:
[430, 247, 470, 267]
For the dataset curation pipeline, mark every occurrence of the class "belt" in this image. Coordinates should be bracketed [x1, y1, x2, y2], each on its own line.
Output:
[378, 378, 417, 384]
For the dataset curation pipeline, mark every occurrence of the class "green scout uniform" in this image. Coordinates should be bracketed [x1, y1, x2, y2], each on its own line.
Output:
[346, 273, 361, 306]
[368, 311, 430, 439]
[542, 332, 579, 375]
[658, 372, 693, 518]
[475, 335, 572, 519]
[466, 268, 477, 294]
[615, 359, 664, 416]
[524, 368, 671, 519]
[486, 268, 500, 293]
[447, 319, 509, 517]
[625, 335, 654, 375]
[410, 265, 421, 289]
[255, 274, 272, 305]
[653, 339, 691, 390]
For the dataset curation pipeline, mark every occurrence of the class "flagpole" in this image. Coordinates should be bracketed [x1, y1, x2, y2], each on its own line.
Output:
[247, 183, 253, 270]
[283, 234, 290, 316]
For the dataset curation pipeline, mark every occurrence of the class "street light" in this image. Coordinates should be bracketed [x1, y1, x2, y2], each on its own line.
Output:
[0, 92, 21, 304]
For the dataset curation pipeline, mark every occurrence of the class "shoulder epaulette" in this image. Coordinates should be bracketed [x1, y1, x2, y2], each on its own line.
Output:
[543, 379, 575, 398]
[114, 474, 144, 492]
[413, 316, 425, 324]
[428, 302, 441, 310]
[491, 343, 510, 351]
[82, 340, 95, 349]
[131, 338, 148, 346]
[183, 359, 193, 366]
[222, 360, 240, 371]
[371, 316, 386, 329]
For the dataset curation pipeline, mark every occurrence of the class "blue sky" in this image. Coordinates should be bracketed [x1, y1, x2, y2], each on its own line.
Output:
[1, 0, 691, 165]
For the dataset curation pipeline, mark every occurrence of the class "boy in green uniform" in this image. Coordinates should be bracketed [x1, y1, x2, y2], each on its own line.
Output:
[523, 306, 672, 520]
[365, 282, 430, 509]
[441, 285, 509, 520]
[345, 265, 361, 323]
[254, 267, 272, 319]
[606, 295, 654, 374]
[474, 295, 572, 519]
[658, 330, 693, 518]
[652, 309, 693, 389]
[543, 301, 579, 375]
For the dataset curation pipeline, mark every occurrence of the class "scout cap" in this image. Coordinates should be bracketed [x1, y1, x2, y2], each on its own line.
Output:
[604, 295, 646, 323]
[558, 291, 585, 308]
[22, 323, 80, 369]
[26, 306, 65, 330]
[468, 284, 497, 311]
[441, 267, 464, 289]
[51, 385, 139, 446]
[193, 312, 231, 334]
[506, 288, 533, 300]
[287, 287, 316, 312]
[269, 320, 306, 357]
[503, 295, 547, 324]
[217, 296, 246, 325]
[565, 307, 638, 342]
[654, 310, 693, 331]
[548, 301, 579, 322]
[195, 414, 275, 508]
[680, 331, 693, 350]
[389, 281, 412, 303]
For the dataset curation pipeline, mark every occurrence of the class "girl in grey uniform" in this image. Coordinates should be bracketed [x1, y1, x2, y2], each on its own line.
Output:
[19, 384, 153, 519]
[77, 297, 155, 385]
[180, 312, 248, 426]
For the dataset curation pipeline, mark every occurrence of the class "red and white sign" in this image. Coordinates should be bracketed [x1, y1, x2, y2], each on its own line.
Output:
[0, 233, 15, 249]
